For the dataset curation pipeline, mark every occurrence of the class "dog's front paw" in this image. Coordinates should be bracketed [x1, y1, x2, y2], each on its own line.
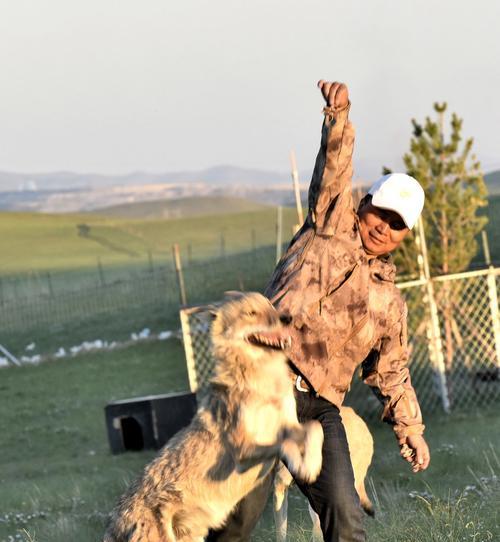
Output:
[280, 421, 324, 484]
[298, 421, 324, 483]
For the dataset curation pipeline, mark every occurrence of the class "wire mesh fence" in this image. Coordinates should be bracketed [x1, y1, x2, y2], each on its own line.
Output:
[3, 236, 500, 417]
[0, 246, 278, 359]
[180, 267, 500, 417]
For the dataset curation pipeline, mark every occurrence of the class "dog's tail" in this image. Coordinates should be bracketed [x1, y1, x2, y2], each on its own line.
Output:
[357, 483, 375, 517]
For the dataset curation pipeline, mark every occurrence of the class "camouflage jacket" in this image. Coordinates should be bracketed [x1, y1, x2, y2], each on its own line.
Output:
[264, 104, 424, 440]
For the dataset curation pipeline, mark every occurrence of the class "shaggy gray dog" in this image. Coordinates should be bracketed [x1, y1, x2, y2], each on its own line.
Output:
[104, 292, 323, 542]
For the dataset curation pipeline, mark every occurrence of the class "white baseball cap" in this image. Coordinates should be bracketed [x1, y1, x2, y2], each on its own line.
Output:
[368, 173, 425, 229]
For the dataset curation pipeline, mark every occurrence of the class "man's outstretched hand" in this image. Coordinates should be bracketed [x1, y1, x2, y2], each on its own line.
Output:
[317, 80, 349, 109]
[400, 434, 431, 473]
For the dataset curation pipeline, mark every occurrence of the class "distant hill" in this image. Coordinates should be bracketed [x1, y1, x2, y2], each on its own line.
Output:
[0, 165, 309, 213]
[92, 196, 270, 219]
[0, 165, 295, 192]
[485, 170, 500, 195]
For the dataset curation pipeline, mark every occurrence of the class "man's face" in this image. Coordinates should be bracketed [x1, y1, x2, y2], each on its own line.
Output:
[358, 201, 410, 256]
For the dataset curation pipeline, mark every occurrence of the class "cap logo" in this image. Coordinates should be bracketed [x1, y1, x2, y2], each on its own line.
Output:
[399, 189, 411, 199]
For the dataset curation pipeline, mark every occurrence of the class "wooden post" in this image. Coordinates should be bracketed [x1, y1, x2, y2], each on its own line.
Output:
[482, 231, 500, 369]
[238, 273, 245, 292]
[220, 233, 226, 258]
[416, 217, 450, 413]
[276, 205, 283, 264]
[251, 229, 256, 253]
[172, 244, 187, 306]
[179, 308, 198, 392]
[46, 272, 54, 297]
[97, 257, 105, 286]
[290, 150, 304, 229]
[482, 230, 492, 266]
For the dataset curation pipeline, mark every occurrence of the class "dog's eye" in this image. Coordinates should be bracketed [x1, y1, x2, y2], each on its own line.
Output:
[246, 311, 257, 317]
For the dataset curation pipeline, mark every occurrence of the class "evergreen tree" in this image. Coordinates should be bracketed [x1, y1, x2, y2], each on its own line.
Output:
[389, 102, 488, 277]
[387, 103, 489, 373]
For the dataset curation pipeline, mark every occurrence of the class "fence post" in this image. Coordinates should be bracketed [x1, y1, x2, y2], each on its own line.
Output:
[290, 150, 304, 230]
[416, 217, 450, 413]
[97, 258, 105, 286]
[0, 343, 21, 366]
[220, 233, 226, 258]
[179, 308, 198, 392]
[172, 243, 187, 306]
[276, 205, 283, 264]
[482, 231, 500, 369]
[46, 272, 54, 297]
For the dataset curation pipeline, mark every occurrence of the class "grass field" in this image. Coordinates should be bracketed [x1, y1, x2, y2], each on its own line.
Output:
[92, 196, 271, 220]
[1, 340, 499, 542]
[1, 193, 500, 541]
[1, 193, 499, 282]
[0, 204, 298, 276]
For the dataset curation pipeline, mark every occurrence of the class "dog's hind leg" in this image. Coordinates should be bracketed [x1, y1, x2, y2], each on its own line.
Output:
[356, 481, 375, 517]
[308, 504, 322, 542]
[273, 463, 293, 542]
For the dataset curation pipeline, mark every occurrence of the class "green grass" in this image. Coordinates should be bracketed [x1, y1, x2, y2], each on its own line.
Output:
[0, 193, 499, 276]
[92, 196, 271, 219]
[0, 206, 297, 276]
[1, 245, 278, 357]
[1, 340, 499, 542]
[0, 193, 498, 302]
[0, 341, 189, 542]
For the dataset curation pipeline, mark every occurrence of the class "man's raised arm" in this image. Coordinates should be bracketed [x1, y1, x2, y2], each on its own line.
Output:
[308, 81, 355, 235]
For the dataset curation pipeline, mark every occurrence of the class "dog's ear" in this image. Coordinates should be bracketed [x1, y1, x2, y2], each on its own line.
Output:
[205, 304, 219, 320]
[223, 290, 245, 301]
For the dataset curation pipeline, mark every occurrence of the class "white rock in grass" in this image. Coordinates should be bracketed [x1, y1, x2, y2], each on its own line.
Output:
[82, 341, 95, 351]
[94, 339, 104, 349]
[131, 333, 139, 341]
[139, 328, 150, 339]
[0, 357, 9, 368]
[158, 331, 173, 340]
[55, 347, 67, 358]
[25, 342, 36, 351]
[70, 346, 82, 355]
[21, 355, 41, 364]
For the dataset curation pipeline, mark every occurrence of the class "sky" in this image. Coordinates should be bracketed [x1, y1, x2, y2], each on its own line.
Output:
[0, 0, 499, 182]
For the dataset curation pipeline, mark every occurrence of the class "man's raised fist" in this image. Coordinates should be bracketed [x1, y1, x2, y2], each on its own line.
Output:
[317, 80, 349, 109]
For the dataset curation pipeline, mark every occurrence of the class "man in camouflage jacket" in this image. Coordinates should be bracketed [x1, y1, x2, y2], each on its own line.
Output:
[209, 81, 430, 542]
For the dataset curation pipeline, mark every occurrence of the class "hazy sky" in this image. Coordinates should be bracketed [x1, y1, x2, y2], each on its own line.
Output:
[0, 0, 499, 182]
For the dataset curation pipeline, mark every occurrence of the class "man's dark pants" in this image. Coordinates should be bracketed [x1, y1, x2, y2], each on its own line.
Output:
[207, 389, 366, 542]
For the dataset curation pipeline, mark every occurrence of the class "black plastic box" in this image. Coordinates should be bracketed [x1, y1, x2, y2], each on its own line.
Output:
[105, 391, 197, 454]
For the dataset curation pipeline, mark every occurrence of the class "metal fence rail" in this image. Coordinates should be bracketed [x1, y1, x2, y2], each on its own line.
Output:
[180, 267, 500, 417]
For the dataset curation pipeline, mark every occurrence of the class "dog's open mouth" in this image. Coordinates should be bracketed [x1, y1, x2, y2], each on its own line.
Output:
[245, 331, 291, 350]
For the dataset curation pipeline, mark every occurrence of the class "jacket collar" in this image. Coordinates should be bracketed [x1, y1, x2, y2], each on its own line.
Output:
[369, 254, 396, 283]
